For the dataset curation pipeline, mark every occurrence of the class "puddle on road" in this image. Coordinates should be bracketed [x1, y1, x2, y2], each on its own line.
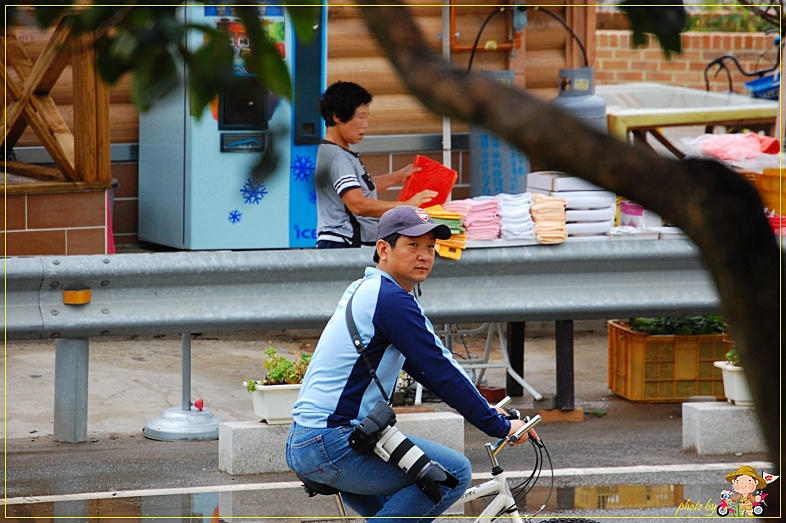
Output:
[3, 483, 740, 521]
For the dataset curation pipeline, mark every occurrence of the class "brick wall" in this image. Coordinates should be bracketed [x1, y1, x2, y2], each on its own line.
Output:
[5, 190, 109, 256]
[595, 30, 778, 93]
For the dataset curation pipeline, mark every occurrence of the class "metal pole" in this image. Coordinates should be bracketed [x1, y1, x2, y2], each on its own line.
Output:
[54, 337, 89, 442]
[143, 333, 221, 441]
[182, 333, 191, 410]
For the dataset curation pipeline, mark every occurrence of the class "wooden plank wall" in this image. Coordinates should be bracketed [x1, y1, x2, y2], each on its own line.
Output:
[8, 2, 584, 147]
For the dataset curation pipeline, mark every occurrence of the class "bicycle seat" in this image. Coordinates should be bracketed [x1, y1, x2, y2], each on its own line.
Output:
[297, 474, 342, 497]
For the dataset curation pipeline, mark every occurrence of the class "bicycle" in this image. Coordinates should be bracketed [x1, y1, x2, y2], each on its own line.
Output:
[703, 30, 782, 101]
[298, 396, 599, 522]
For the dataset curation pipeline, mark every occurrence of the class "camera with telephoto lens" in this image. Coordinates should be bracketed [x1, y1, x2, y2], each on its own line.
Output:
[373, 424, 459, 503]
[348, 401, 459, 504]
[348, 401, 396, 455]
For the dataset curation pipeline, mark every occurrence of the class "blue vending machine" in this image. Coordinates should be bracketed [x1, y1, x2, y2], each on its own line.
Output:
[138, 4, 325, 249]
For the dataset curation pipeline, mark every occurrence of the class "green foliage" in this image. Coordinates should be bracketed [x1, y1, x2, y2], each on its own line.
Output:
[245, 346, 312, 389]
[725, 345, 741, 366]
[627, 316, 728, 335]
[686, 3, 779, 32]
[584, 409, 608, 417]
[5, 2, 320, 118]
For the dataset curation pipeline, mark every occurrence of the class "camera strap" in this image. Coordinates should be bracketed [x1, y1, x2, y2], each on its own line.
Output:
[346, 289, 392, 405]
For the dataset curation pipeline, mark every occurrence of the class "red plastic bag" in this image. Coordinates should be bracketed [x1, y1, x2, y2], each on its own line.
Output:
[701, 133, 780, 162]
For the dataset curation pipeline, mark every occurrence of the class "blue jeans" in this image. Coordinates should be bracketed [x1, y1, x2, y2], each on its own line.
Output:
[286, 421, 472, 522]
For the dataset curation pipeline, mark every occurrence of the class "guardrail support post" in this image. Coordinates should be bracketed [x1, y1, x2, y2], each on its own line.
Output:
[505, 322, 525, 396]
[556, 320, 575, 410]
[54, 337, 89, 442]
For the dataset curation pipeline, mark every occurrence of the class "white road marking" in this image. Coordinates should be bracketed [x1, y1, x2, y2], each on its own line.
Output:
[3, 461, 774, 506]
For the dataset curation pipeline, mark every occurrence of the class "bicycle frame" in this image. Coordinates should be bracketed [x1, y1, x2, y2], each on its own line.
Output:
[450, 469, 524, 522]
[448, 406, 543, 522]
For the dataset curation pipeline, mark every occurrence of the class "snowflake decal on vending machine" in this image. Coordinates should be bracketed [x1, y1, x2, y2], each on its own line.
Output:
[291, 154, 315, 182]
[307, 190, 317, 205]
[228, 209, 242, 224]
[240, 178, 267, 204]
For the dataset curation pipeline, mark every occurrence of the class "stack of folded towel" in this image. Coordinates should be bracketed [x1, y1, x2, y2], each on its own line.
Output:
[495, 192, 535, 240]
[530, 193, 568, 244]
[526, 171, 615, 238]
[443, 197, 501, 240]
[425, 205, 466, 259]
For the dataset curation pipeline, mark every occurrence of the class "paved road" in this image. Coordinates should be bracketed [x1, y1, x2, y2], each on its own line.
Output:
[4, 323, 777, 520]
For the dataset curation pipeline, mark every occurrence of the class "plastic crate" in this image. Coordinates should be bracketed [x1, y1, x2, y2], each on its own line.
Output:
[759, 168, 783, 214]
[607, 320, 730, 402]
[744, 73, 780, 100]
[738, 169, 783, 215]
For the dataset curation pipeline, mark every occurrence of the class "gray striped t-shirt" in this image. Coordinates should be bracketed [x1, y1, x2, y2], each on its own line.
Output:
[315, 141, 378, 246]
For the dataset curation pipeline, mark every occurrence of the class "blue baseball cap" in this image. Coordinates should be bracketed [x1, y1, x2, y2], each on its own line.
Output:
[377, 206, 451, 241]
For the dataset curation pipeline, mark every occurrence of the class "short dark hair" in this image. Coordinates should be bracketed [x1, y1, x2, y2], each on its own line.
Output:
[320, 81, 372, 127]
[373, 233, 400, 263]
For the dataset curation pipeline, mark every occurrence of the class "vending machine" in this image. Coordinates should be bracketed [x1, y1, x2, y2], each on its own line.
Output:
[138, 3, 325, 249]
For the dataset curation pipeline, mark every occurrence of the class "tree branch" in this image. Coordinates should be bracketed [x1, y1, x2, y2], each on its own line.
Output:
[356, 1, 782, 468]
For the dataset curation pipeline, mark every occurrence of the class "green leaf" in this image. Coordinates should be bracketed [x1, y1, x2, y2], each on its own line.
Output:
[618, 1, 688, 59]
[184, 26, 235, 118]
[234, 6, 293, 100]
[286, 1, 322, 44]
[32, 6, 69, 30]
[628, 316, 727, 335]
[130, 50, 181, 113]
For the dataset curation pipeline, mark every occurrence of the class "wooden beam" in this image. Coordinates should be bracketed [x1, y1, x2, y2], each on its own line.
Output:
[1, 160, 67, 182]
[2, 180, 109, 196]
[2, 18, 77, 181]
[72, 31, 111, 184]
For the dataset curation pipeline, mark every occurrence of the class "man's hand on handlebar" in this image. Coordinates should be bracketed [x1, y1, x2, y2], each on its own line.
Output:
[506, 418, 539, 446]
[495, 407, 540, 446]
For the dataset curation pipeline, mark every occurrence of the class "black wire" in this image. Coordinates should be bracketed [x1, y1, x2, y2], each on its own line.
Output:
[533, 6, 589, 68]
[512, 440, 542, 505]
[510, 437, 555, 516]
[467, 7, 507, 74]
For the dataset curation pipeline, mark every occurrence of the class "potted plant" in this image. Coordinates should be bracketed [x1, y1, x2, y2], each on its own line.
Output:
[714, 345, 754, 406]
[243, 346, 312, 424]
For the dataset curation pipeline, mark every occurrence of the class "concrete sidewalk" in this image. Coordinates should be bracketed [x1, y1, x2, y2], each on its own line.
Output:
[4, 321, 614, 441]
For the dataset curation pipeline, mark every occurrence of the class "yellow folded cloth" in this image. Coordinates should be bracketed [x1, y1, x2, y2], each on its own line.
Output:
[425, 205, 463, 220]
[437, 233, 467, 249]
[530, 194, 567, 244]
[436, 242, 463, 260]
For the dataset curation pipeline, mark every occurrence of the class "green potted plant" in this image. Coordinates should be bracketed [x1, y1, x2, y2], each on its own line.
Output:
[243, 346, 312, 424]
[713, 344, 754, 406]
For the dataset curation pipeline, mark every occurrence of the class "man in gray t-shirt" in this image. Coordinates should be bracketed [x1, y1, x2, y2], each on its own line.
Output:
[315, 81, 437, 249]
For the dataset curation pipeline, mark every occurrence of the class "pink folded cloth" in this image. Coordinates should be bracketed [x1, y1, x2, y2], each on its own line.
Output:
[444, 198, 501, 240]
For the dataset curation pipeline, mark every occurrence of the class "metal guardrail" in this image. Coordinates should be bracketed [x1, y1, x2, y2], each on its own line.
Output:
[4, 239, 722, 442]
[5, 239, 719, 341]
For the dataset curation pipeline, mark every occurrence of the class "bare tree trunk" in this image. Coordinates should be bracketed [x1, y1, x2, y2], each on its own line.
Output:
[356, 1, 782, 469]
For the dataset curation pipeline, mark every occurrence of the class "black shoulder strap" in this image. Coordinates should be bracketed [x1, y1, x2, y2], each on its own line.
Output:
[346, 208, 362, 247]
[346, 290, 392, 405]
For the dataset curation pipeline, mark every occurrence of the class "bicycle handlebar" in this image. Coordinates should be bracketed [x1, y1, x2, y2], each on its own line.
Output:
[508, 413, 542, 444]
[486, 397, 543, 461]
